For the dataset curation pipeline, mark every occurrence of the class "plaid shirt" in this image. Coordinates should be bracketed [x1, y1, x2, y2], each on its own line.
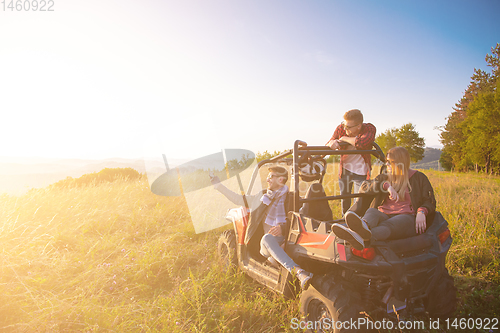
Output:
[261, 185, 288, 227]
[329, 123, 376, 178]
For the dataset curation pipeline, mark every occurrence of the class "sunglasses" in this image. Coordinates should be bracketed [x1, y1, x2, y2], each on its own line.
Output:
[343, 123, 361, 130]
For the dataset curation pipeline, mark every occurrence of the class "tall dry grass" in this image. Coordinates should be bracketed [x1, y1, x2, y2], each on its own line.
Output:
[425, 171, 500, 282]
[0, 167, 498, 331]
[424, 170, 500, 318]
[0, 174, 299, 332]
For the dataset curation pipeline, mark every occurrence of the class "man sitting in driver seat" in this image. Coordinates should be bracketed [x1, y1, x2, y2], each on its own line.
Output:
[211, 166, 313, 289]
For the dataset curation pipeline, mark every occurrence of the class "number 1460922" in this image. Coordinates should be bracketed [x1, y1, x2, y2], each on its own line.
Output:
[2, 0, 54, 11]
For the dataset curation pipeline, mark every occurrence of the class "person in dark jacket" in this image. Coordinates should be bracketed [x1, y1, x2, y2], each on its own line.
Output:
[332, 147, 436, 250]
[211, 166, 313, 289]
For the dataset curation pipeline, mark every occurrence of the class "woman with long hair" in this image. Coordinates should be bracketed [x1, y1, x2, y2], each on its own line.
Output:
[332, 146, 436, 250]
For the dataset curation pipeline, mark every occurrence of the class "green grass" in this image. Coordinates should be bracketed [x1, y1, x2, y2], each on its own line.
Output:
[425, 170, 500, 285]
[0, 168, 498, 332]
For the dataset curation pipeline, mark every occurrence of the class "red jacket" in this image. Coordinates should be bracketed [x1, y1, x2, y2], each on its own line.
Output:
[329, 123, 376, 177]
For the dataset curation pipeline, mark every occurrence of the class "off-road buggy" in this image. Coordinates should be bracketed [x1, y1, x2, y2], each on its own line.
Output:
[217, 140, 456, 332]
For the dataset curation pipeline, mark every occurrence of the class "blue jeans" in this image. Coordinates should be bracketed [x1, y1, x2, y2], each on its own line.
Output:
[364, 208, 417, 241]
[339, 168, 367, 215]
[260, 234, 298, 273]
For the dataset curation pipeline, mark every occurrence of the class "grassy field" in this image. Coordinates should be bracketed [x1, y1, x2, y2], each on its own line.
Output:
[0, 168, 499, 332]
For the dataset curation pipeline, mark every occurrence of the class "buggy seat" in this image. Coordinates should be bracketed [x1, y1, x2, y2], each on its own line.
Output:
[299, 183, 333, 221]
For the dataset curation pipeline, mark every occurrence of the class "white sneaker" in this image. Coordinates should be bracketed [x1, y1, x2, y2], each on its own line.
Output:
[345, 211, 372, 241]
[295, 268, 313, 290]
[332, 224, 365, 250]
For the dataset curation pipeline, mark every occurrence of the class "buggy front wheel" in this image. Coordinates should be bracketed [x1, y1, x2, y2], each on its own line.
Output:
[217, 229, 237, 270]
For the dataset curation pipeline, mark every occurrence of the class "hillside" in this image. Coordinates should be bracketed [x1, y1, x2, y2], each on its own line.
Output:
[410, 147, 442, 170]
[0, 156, 186, 195]
[1, 147, 445, 195]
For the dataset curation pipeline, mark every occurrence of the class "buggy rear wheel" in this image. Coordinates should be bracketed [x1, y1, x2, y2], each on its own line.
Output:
[300, 275, 369, 332]
[217, 229, 237, 270]
[425, 269, 457, 318]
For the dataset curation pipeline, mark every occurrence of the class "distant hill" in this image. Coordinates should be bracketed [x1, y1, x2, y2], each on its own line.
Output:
[0, 148, 445, 195]
[0, 157, 187, 196]
[411, 148, 442, 170]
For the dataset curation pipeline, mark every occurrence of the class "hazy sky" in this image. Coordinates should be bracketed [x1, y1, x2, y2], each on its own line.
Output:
[1, 0, 499, 160]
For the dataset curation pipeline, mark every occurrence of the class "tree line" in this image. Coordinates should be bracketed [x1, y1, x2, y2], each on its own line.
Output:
[439, 43, 500, 174]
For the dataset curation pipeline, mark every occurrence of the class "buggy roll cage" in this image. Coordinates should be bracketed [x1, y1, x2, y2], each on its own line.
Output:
[246, 140, 386, 215]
